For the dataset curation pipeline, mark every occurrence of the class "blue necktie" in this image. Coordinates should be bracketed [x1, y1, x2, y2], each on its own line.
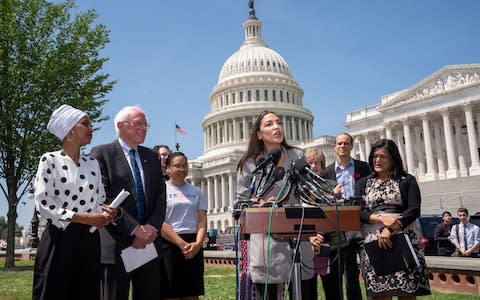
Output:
[129, 149, 145, 223]
[463, 224, 468, 250]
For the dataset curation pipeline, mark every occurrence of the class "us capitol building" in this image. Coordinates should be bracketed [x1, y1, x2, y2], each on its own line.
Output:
[188, 3, 480, 232]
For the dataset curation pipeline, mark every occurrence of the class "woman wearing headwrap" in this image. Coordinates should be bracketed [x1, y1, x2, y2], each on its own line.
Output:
[32, 104, 117, 300]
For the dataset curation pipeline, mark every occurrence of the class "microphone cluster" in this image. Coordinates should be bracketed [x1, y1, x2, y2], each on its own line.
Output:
[233, 152, 351, 219]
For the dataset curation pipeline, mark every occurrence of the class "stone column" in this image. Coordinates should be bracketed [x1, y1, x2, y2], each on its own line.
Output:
[413, 125, 425, 176]
[242, 117, 247, 142]
[228, 174, 234, 207]
[434, 119, 446, 180]
[221, 174, 227, 210]
[464, 103, 480, 175]
[233, 118, 238, 143]
[402, 120, 416, 175]
[385, 122, 392, 139]
[420, 114, 436, 181]
[223, 120, 228, 144]
[299, 119, 304, 141]
[283, 116, 287, 139]
[207, 177, 213, 212]
[378, 129, 385, 139]
[214, 175, 220, 211]
[292, 117, 297, 141]
[477, 111, 480, 148]
[356, 137, 366, 162]
[394, 128, 407, 170]
[364, 134, 371, 158]
[453, 117, 468, 176]
[200, 180, 206, 198]
[441, 108, 459, 178]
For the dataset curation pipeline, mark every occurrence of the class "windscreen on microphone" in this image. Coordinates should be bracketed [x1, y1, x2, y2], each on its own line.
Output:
[253, 148, 282, 173]
[292, 158, 309, 172]
[269, 148, 282, 165]
[255, 154, 266, 166]
[256, 166, 285, 197]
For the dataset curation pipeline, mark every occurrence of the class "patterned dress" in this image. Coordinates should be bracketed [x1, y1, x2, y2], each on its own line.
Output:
[360, 178, 430, 297]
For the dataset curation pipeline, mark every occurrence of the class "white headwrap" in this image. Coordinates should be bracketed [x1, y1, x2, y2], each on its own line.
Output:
[47, 104, 87, 141]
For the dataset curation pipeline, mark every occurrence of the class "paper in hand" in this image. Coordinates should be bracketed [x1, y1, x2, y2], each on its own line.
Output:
[121, 242, 158, 273]
[89, 189, 130, 233]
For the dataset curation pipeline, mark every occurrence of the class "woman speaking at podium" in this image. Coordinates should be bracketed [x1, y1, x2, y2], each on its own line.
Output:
[236, 111, 314, 299]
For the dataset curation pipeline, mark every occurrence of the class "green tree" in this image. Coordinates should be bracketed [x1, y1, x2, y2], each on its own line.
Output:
[0, 0, 115, 268]
[0, 216, 23, 240]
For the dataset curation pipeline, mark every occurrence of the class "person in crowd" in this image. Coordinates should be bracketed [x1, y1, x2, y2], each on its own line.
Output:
[33, 104, 116, 300]
[236, 110, 314, 299]
[434, 211, 455, 256]
[160, 152, 207, 299]
[153, 144, 171, 180]
[355, 138, 430, 299]
[90, 106, 166, 300]
[449, 207, 480, 257]
[304, 148, 327, 299]
[321, 132, 371, 300]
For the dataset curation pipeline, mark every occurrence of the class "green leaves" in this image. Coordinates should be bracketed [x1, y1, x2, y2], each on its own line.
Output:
[0, 0, 115, 267]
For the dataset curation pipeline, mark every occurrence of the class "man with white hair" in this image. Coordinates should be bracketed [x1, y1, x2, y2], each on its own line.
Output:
[91, 106, 166, 300]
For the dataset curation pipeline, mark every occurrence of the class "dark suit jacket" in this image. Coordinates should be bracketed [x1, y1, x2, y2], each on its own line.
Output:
[90, 140, 166, 264]
[322, 158, 371, 244]
[322, 158, 371, 189]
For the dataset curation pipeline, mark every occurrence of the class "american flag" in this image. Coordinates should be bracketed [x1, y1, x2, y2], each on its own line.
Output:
[175, 124, 186, 134]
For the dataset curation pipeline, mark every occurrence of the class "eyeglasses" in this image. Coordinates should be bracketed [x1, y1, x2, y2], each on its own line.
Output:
[170, 164, 188, 169]
[124, 120, 150, 129]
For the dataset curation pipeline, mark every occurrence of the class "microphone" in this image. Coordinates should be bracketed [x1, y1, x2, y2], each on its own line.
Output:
[291, 159, 334, 205]
[255, 166, 285, 197]
[253, 148, 281, 173]
[292, 159, 336, 193]
[248, 154, 266, 191]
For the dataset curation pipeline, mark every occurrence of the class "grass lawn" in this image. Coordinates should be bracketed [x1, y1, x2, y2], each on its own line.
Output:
[1, 259, 479, 299]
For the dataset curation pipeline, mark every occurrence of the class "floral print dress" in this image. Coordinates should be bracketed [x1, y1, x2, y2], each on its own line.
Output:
[360, 178, 430, 297]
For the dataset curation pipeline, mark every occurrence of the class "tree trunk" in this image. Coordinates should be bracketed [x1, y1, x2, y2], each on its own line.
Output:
[4, 195, 18, 269]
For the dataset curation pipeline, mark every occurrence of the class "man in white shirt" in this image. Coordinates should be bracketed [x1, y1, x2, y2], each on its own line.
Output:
[450, 207, 480, 257]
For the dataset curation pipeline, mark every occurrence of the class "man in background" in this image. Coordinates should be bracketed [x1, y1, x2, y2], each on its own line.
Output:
[153, 144, 171, 180]
[450, 208, 480, 257]
[434, 211, 455, 256]
[322, 132, 371, 300]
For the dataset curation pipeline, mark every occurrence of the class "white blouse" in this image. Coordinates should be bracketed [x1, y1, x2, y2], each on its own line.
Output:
[34, 150, 106, 229]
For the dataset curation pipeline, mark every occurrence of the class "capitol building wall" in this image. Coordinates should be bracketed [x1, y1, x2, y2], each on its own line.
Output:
[189, 4, 480, 232]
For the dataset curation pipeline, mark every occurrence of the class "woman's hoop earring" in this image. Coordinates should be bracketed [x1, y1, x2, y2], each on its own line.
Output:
[66, 131, 75, 142]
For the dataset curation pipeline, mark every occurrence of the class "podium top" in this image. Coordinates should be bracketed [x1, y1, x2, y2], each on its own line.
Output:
[239, 206, 360, 237]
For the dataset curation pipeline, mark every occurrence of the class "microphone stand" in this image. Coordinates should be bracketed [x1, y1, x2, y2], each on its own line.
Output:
[332, 193, 344, 300]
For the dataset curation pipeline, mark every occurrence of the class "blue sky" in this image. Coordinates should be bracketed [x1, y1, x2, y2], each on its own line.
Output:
[5, 0, 480, 228]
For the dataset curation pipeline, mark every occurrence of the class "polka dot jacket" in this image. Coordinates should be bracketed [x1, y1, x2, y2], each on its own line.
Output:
[34, 150, 106, 229]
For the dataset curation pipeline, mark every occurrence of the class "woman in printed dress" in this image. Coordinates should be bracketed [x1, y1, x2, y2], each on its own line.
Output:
[354, 139, 430, 300]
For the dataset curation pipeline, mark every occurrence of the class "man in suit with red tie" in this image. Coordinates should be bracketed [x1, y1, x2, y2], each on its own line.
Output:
[91, 106, 166, 300]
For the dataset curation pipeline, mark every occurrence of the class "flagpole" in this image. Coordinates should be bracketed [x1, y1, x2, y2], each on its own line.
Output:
[174, 121, 178, 151]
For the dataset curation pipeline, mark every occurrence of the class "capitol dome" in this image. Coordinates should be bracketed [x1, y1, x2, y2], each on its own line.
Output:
[219, 44, 292, 82]
[201, 6, 314, 156]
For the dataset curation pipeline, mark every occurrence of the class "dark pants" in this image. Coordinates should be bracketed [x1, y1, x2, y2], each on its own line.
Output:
[320, 249, 342, 300]
[320, 244, 363, 300]
[288, 277, 318, 300]
[102, 256, 161, 300]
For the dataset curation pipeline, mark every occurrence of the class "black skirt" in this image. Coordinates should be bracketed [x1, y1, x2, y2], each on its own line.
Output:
[32, 222, 101, 300]
[160, 233, 205, 298]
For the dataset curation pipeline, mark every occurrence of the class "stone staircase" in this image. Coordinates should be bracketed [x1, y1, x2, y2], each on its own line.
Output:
[419, 175, 480, 215]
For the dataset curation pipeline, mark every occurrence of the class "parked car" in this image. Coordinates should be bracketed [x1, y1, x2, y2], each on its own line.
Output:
[418, 213, 480, 256]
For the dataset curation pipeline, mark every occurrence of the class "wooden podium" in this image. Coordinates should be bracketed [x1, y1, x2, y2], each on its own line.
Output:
[239, 206, 360, 238]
